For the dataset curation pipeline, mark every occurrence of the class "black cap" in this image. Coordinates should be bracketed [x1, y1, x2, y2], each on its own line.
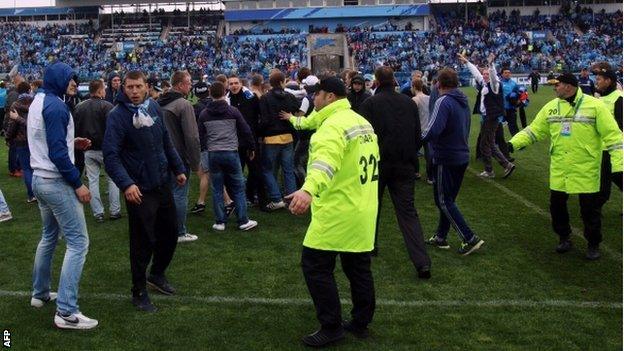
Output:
[147, 77, 162, 92]
[316, 77, 347, 97]
[554, 72, 578, 87]
[194, 82, 210, 96]
[595, 68, 618, 82]
[351, 75, 365, 85]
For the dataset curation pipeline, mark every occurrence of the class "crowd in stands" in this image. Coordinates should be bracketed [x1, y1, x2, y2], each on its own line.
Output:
[1, 5, 621, 83]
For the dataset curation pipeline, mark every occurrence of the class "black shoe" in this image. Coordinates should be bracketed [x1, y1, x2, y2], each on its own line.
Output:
[556, 238, 573, 254]
[302, 328, 345, 347]
[503, 163, 516, 179]
[109, 213, 122, 220]
[458, 236, 484, 256]
[417, 266, 431, 280]
[425, 235, 450, 249]
[225, 202, 235, 217]
[342, 320, 369, 339]
[189, 203, 205, 214]
[132, 292, 157, 312]
[147, 275, 176, 295]
[586, 245, 601, 260]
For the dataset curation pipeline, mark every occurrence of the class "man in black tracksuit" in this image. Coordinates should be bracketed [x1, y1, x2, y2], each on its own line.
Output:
[227, 75, 267, 207]
[358, 66, 432, 279]
[529, 70, 540, 94]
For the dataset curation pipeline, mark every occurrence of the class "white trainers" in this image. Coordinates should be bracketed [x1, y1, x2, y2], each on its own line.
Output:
[30, 292, 57, 308]
[265, 201, 286, 211]
[54, 311, 99, 330]
[239, 220, 258, 231]
[212, 223, 225, 231]
[0, 211, 12, 222]
[177, 233, 198, 243]
[477, 171, 495, 179]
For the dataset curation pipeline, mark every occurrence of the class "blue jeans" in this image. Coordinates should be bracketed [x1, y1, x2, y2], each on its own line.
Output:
[432, 163, 476, 243]
[262, 143, 297, 202]
[31, 176, 90, 315]
[171, 168, 190, 236]
[209, 151, 248, 225]
[0, 189, 9, 213]
[15, 146, 34, 198]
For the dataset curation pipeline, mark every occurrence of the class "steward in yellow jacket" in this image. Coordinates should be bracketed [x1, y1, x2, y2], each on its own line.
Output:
[285, 77, 378, 347]
[594, 67, 623, 204]
[509, 73, 623, 260]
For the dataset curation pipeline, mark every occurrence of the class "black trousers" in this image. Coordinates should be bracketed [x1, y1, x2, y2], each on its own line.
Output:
[599, 151, 623, 205]
[374, 166, 431, 270]
[126, 186, 178, 295]
[294, 136, 310, 188]
[549, 190, 602, 246]
[531, 83, 539, 94]
[505, 109, 519, 136]
[519, 106, 527, 129]
[301, 246, 375, 331]
[475, 122, 511, 160]
[239, 145, 268, 206]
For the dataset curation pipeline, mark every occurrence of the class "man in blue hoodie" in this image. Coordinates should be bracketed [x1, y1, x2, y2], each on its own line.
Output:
[28, 61, 98, 329]
[103, 71, 186, 312]
[501, 68, 520, 136]
[422, 68, 485, 256]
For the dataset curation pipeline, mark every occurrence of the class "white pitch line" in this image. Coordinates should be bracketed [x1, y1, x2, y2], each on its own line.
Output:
[0, 290, 620, 309]
[466, 167, 622, 260]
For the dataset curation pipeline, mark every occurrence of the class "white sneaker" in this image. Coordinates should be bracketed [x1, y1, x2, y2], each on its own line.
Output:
[177, 233, 198, 243]
[212, 223, 225, 231]
[54, 311, 99, 330]
[239, 220, 258, 231]
[477, 171, 495, 179]
[265, 201, 286, 211]
[0, 211, 12, 222]
[30, 292, 57, 308]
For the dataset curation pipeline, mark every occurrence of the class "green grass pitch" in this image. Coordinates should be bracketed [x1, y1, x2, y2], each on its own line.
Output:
[0, 86, 621, 350]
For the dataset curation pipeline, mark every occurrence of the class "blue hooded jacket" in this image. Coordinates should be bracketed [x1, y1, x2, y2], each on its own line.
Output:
[42, 62, 82, 188]
[103, 89, 185, 192]
[421, 88, 471, 165]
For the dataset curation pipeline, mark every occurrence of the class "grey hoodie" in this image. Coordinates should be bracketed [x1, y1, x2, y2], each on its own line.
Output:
[158, 90, 201, 172]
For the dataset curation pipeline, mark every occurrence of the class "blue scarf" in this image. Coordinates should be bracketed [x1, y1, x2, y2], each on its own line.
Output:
[124, 98, 155, 120]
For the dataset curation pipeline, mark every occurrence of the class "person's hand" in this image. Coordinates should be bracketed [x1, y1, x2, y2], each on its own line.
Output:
[285, 190, 312, 216]
[75, 185, 91, 204]
[9, 109, 19, 120]
[247, 150, 255, 161]
[279, 111, 293, 120]
[176, 173, 187, 186]
[456, 53, 468, 64]
[74, 137, 92, 151]
[487, 53, 496, 65]
[124, 185, 143, 205]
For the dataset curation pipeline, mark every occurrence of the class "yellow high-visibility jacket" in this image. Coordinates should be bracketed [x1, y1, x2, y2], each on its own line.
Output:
[510, 88, 623, 194]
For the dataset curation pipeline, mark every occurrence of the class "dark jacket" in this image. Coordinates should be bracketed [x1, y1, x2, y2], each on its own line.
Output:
[258, 87, 299, 138]
[158, 90, 201, 172]
[347, 88, 372, 114]
[359, 85, 421, 173]
[105, 72, 121, 104]
[421, 88, 471, 165]
[198, 99, 254, 152]
[3, 88, 18, 134]
[193, 97, 212, 123]
[74, 97, 114, 150]
[473, 82, 505, 120]
[229, 89, 260, 138]
[5, 94, 33, 147]
[103, 91, 185, 192]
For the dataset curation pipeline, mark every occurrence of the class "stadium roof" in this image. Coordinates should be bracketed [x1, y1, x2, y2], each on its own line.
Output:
[0, 6, 98, 16]
[55, 0, 221, 6]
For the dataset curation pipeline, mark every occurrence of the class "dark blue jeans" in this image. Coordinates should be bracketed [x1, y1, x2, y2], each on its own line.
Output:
[432, 163, 476, 243]
[262, 143, 297, 202]
[8, 144, 20, 173]
[15, 146, 33, 198]
[209, 151, 248, 225]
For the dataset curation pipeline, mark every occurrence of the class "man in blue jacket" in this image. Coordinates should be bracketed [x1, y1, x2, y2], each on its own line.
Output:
[501, 68, 520, 136]
[103, 71, 187, 312]
[28, 61, 98, 329]
[422, 68, 485, 256]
